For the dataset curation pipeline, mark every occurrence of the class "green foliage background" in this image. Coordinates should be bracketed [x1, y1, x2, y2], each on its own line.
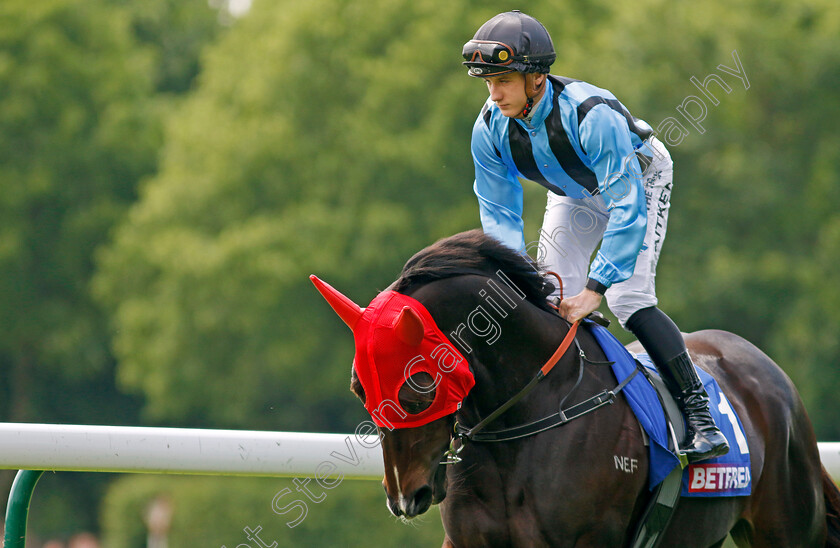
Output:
[1, 0, 838, 544]
[99, 476, 444, 547]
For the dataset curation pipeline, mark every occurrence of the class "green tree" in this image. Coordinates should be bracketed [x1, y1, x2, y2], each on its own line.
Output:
[0, 0, 222, 537]
[94, 0, 489, 432]
[114, 0, 221, 94]
[0, 2, 157, 535]
[0, 0, 154, 424]
[100, 476, 445, 548]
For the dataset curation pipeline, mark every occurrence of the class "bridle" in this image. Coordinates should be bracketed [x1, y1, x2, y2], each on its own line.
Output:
[441, 275, 639, 464]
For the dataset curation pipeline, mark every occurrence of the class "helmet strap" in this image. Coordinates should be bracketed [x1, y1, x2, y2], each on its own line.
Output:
[522, 96, 535, 118]
[520, 74, 545, 118]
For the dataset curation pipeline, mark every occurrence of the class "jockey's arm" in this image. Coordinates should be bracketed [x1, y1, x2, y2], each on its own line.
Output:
[579, 105, 648, 291]
[471, 117, 526, 252]
[559, 106, 647, 323]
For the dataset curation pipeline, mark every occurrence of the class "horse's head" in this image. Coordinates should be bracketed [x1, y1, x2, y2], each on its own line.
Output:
[311, 231, 557, 518]
[311, 275, 474, 518]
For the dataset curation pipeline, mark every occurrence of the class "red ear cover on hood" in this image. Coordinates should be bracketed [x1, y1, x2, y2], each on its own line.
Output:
[394, 306, 425, 347]
[309, 275, 364, 330]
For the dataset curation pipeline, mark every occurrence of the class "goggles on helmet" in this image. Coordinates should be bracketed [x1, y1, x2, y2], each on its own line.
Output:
[462, 40, 516, 66]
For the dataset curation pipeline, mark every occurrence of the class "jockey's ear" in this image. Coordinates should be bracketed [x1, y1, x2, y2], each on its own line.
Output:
[532, 73, 547, 93]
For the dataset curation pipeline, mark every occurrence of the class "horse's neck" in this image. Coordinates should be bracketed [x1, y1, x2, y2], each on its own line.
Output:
[408, 274, 597, 424]
[458, 305, 586, 426]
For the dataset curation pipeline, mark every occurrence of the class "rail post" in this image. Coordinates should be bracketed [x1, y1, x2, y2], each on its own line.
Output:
[3, 470, 44, 548]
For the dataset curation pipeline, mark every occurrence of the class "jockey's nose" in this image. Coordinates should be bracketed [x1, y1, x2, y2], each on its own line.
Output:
[488, 82, 503, 103]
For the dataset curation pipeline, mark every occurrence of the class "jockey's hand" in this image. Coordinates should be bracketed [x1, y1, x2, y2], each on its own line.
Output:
[558, 289, 603, 323]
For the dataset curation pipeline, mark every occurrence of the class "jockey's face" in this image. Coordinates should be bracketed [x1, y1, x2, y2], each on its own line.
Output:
[484, 72, 546, 119]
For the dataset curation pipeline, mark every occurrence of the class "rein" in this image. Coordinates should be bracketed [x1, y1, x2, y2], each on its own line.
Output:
[442, 318, 639, 464]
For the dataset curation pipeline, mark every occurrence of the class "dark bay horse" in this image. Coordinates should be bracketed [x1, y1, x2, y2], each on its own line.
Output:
[313, 230, 840, 547]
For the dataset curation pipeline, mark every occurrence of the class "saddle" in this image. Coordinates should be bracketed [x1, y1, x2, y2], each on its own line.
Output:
[582, 320, 752, 547]
[624, 352, 687, 547]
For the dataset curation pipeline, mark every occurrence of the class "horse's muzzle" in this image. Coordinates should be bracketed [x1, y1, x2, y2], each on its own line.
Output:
[386, 482, 439, 518]
[403, 485, 435, 518]
[385, 449, 450, 519]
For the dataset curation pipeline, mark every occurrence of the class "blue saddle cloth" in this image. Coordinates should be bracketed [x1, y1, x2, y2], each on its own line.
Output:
[587, 322, 752, 497]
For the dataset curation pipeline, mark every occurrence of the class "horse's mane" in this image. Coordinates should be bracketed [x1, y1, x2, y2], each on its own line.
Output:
[392, 229, 555, 312]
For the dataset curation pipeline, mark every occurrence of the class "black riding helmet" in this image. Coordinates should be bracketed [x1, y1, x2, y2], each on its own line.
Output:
[462, 10, 556, 77]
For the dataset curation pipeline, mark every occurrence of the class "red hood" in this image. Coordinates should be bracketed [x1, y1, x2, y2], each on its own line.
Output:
[311, 277, 474, 429]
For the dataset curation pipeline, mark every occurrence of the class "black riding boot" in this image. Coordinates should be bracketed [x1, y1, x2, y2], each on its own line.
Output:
[659, 351, 730, 462]
[626, 307, 729, 463]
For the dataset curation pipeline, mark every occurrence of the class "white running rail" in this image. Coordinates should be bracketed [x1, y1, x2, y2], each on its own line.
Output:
[0, 423, 838, 480]
[0, 423, 383, 478]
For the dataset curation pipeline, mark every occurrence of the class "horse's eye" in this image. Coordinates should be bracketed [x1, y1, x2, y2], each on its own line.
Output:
[398, 372, 437, 415]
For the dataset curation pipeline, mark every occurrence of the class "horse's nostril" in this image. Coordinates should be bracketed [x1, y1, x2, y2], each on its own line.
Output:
[406, 485, 434, 517]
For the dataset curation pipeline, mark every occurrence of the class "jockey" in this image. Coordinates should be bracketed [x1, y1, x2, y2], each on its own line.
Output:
[462, 10, 728, 463]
